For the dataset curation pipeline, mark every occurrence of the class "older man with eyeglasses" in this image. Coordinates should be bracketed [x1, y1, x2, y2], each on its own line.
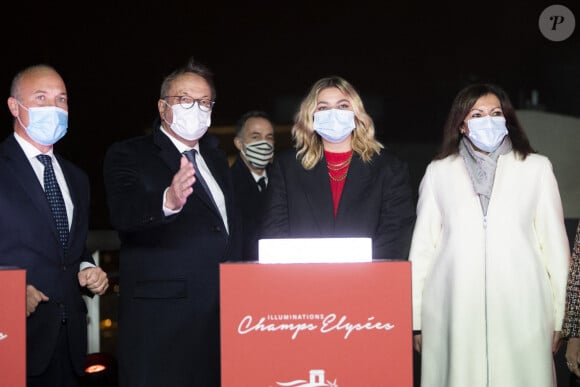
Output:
[103, 57, 242, 387]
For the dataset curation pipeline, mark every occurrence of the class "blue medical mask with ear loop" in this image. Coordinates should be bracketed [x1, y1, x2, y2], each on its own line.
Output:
[17, 103, 68, 145]
[313, 109, 356, 143]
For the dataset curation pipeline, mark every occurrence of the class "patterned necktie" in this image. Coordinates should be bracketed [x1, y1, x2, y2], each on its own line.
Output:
[183, 149, 218, 210]
[37, 154, 69, 250]
[257, 176, 267, 192]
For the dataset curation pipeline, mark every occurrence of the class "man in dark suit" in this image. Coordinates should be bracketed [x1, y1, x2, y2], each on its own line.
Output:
[0, 64, 109, 387]
[103, 57, 241, 387]
[231, 110, 275, 261]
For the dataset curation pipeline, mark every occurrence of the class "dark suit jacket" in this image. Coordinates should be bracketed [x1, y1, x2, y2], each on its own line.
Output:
[230, 155, 269, 261]
[261, 147, 416, 260]
[103, 128, 241, 387]
[0, 134, 93, 376]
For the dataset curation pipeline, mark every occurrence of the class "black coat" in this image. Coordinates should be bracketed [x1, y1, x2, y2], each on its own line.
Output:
[103, 128, 242, 387]
[261, 147, 416, 261]
[230, 155, 269, 261]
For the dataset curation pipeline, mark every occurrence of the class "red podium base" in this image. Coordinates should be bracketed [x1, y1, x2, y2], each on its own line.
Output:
[0, 269, 26, 387]
[220, 261, 412, 386]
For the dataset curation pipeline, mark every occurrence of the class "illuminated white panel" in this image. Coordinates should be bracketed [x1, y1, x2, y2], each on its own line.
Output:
[258, 237, 372, 263]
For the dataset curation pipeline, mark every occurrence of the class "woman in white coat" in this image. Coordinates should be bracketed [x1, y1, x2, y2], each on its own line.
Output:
[410, 83, 570, 387]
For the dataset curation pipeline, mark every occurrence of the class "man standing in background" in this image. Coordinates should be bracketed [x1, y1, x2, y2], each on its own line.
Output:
[231, 110, 275, 260]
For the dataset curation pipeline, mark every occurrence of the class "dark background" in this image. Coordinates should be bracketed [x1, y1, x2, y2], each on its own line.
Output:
[1, 0, 579, 229]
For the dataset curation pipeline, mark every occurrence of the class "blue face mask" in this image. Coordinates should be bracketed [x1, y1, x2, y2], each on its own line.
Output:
[313, 109, 355, 143]
[18, 104, 68, 146]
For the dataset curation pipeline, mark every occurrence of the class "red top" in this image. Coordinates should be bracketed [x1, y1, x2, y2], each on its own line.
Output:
[324, 150, 353, 217]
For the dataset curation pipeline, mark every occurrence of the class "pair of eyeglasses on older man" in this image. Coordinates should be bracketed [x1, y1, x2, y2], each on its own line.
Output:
[162, 95, 215, 112]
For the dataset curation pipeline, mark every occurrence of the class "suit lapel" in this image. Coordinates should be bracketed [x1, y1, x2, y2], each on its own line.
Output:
[299, 154, 371, 232]
[155, 128, 181, 172]
[299, 160, 335, 232]
[335, 155, 368, 227]
[1, 136, 61, 246]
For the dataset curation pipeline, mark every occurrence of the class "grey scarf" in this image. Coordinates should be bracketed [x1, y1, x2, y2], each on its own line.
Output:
[459, 136, 513, 215]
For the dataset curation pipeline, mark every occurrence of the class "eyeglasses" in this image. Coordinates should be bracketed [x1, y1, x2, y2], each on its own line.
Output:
[162, 95, 215, 112]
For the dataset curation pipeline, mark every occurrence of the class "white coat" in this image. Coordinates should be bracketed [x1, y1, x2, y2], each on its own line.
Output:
[410, 151, 570, 387]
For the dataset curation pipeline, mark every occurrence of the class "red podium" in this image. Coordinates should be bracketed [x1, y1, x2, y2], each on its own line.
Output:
[0, 268, 26, 387]
[220, 261, 412, 386]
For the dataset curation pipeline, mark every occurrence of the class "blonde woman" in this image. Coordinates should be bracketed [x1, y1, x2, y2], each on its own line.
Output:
[261, 76, 415, 260]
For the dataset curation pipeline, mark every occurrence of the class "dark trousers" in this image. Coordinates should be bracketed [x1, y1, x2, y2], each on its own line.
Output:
[28, 323, 80, 387]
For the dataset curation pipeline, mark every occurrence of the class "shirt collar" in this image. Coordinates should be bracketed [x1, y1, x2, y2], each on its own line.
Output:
[160, 125, 200, 154]
[250, 170, 267, 183]
[13, 132, 55, 159]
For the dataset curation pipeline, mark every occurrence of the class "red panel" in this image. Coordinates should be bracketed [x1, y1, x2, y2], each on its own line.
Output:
[221, 261, 412, 386]
[0, 269, 26, 387]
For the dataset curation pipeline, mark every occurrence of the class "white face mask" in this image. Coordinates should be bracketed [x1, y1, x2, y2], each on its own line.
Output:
[165, 102, 211, 141]
[466, 116, 508, 152]
[313, 109, 355, 143]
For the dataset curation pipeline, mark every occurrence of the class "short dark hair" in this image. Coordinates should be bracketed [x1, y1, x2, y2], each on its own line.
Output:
[159, 57, 216, 100]
[235, 110, 272, 136]
[436, 83, 534, 160]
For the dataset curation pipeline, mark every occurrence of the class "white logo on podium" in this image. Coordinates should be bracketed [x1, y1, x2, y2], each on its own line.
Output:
[0, 332, 8, 341]
[276, 369, 338, 387]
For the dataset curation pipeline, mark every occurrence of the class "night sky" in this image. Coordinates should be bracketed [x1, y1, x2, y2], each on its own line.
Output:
[2, 0, 578, 228]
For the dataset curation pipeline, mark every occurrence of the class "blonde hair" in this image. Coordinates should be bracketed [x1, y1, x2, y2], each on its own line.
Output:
[292, 76, 383, 170]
